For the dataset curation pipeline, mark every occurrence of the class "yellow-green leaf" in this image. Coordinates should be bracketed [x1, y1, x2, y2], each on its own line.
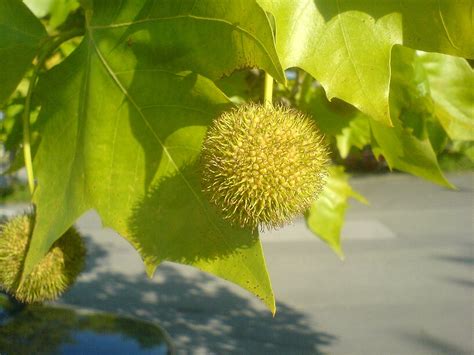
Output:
[25, 0, 284, 313]
[305, 166, 367, 258]
[0, 0, 47, 105]
[418, 52, 474, 141]
[258, 0, 473, 126]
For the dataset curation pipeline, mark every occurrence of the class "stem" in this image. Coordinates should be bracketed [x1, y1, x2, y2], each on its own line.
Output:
[22, 94, 35, 195]
[264, 72, 273, 107]
[22, 28, 84, 195]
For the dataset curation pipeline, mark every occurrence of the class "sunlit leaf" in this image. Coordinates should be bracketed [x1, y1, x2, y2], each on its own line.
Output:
[258, 0, 473, 126]
[370, 115, 452, 188]
[418, 52, 474, 141]
[305, 166, 367, 258]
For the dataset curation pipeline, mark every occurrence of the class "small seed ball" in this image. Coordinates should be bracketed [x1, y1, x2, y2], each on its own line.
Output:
[201, 103, 329, 230]
[0, 213, 86, 303]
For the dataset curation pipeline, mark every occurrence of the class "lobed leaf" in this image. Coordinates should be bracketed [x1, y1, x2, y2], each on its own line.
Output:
[25, 0, 285, 313]
[86, 0, 285, 83]
[258, 0, 473, 126]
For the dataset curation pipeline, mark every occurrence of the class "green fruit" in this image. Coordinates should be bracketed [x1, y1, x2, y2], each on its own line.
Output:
[201, 103, 329, 229]
[0, 213, 86, 303]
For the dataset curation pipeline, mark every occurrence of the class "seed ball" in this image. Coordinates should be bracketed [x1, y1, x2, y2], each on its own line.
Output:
[0, 213, 86, 303]
[201, 103, 329, 230]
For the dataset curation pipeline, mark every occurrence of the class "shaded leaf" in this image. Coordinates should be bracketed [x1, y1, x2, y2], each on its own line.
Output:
[25, 0, 284, 313]
[426, 119, 449, 154]
[87, 0, 285, 83]
[305, 166, 367, 258]
[299, 84, 370, 158]
[300, 85, 357, 137]
[0, 0, 47, 105]
[215, 69, 263, 104]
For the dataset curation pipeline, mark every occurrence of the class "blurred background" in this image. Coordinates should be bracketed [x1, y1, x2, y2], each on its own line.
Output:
[1, 172, 472, 354]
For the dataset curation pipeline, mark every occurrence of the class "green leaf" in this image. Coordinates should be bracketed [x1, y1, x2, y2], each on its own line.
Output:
[215, 69, 263, 104]
[0, 0, 47, 105]
[370, 115, 452, 188]
[418, 52, 474, 141]
[426, 119, 449, 154]
[25, 0, 285, 313]
[300, 85, 357, 137]
[462, 143, 474, 162]
[305, 166, 367, 259]
[369, 45, 453, 188]
[24, 0, 80, 29]
[389, 46, 436, 140]
[312, 1, 474, 58]
[258, 0, 473, 126]
[87, 0, 285, 83]
[299, 84, 370, 158]
[23, 0, 55, 18]
[336, 115, 370, 159]
[49, 0, 81, 29]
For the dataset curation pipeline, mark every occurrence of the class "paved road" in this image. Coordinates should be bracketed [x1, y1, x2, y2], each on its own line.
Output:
[1, 172, 473, 354]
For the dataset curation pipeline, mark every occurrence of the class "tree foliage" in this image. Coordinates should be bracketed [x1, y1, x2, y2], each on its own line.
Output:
[0, 0, 472, 313]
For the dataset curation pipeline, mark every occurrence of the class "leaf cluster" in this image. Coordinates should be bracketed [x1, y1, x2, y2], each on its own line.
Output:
[0, 0, 472, 312]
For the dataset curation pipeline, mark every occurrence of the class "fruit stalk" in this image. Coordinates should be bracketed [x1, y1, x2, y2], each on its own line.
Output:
[264, 72, 273, 107]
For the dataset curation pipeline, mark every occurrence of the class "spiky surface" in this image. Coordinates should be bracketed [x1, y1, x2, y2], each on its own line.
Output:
[201, 103, 329, 229]
[0, 213, 85, 303]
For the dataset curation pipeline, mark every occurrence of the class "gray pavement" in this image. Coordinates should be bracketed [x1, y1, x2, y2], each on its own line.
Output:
[1, 172, 473, 354]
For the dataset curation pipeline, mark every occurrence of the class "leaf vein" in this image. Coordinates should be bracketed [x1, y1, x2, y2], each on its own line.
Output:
[87, 29, 237, 254]
[90, 14, 281, 81]
[437, 0, 460, 50]
[108, 100, 124, 212]
[335, 1, 381, 119]
[139, 104, 208, 115]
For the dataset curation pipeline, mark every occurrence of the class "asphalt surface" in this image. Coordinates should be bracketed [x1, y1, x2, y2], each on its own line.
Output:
[1, 172, 473, 354]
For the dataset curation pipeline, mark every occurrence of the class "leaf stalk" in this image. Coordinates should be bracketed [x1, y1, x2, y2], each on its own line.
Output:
[264, 72, 273, 107]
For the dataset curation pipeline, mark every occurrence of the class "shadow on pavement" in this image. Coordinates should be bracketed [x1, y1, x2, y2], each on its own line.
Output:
[60, 235, 336, 354]
[400, 331, 470, 355]
[434, 243, 474, 289]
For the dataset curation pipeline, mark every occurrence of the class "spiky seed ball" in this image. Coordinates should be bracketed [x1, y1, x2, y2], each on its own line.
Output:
[201, 103, 329, 230]
[0, 213, 86, 303]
